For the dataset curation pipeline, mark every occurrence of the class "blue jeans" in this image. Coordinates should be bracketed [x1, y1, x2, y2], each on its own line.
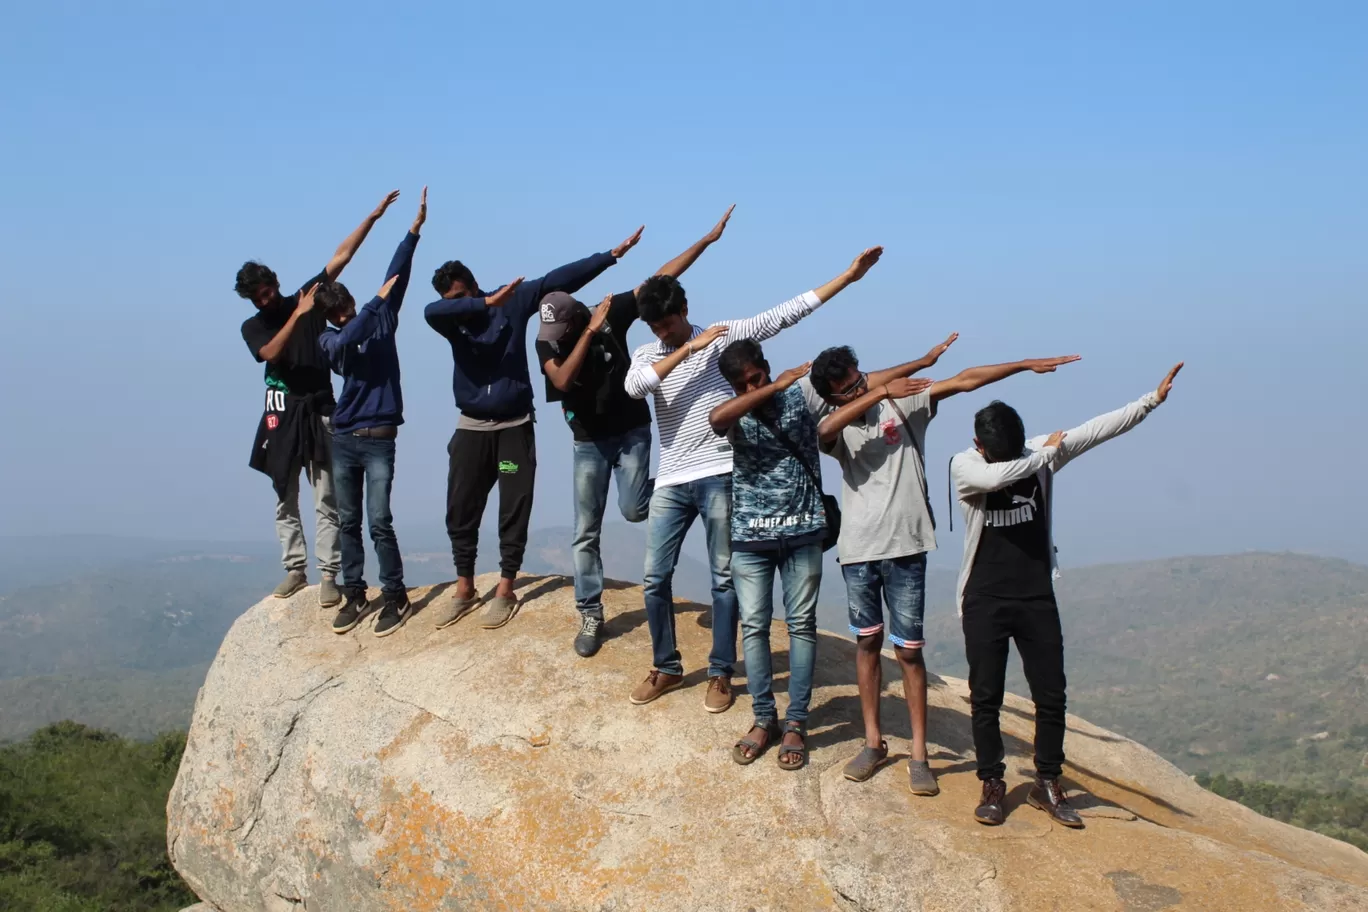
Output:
[571, 427, 653, 619]
[733, 544, 822, 725]
[642, 474, 738, 678]
[842, 553, 927, 648]
[332, 432, 404, 595]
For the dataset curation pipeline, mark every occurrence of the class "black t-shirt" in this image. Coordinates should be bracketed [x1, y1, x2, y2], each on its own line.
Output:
[535, 290, 651, 441]
[965, 471, 1054, 600]
[240, 270, 334, 399]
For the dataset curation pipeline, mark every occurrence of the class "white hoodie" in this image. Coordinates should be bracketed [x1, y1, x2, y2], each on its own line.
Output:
[949, 392, 1162, 616]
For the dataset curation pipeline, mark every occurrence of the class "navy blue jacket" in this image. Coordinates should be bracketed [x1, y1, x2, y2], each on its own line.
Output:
[319, 231, 419, 433]
[423, 252, 616, 420]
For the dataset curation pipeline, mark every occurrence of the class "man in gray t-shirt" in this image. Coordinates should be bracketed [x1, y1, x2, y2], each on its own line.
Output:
[806, 337, 1079, 796]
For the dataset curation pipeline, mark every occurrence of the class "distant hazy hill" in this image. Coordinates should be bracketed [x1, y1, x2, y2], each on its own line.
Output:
[0, 537, 1363, 791]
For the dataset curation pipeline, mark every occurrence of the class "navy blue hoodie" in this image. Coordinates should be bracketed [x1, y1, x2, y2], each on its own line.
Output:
[423, 252, 616, 420]
[318, 231, 418, 432]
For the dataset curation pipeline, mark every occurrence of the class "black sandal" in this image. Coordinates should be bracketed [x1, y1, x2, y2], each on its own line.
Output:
[732, 720, 780, 765]
[777, 720, 808, 771]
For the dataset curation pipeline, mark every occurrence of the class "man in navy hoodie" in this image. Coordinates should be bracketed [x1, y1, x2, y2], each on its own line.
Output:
[316, 188, 426, 638]
[425, 225, 643, 630]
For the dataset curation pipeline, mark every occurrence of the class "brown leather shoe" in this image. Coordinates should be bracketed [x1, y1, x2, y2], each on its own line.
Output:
[630, 669, 684, 705]
[974, 778, 1007, 826]
[1028, 777, 1085, 828]
[704, 676, 734, 713]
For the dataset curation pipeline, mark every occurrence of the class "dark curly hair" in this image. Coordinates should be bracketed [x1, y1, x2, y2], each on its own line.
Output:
[810, 346, 859, 397]
[235, 261, 278, 299]
[637, 275, 688, 324]
[718, 339, 767, 386]
[313, 280, 355, 320]
[974, 401, 1026, 463]
[431, 260, 477, 296]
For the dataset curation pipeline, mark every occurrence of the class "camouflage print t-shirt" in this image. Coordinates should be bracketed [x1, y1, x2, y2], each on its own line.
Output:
[727, 384, 827, 550]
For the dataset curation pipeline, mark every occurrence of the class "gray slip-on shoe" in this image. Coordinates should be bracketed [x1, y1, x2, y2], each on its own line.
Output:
[273, 570, 308, 599]
[435, 596, 482, 630]
[318, 574, 342, 608]
[478, 596, 520, 630]
[908, 759, 940, 796]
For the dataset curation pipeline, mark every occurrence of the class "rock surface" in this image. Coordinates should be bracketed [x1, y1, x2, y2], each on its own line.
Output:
[169, 574, 1368, 911]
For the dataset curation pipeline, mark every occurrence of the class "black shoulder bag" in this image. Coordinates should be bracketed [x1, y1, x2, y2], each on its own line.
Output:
[756, 414, 841, 552]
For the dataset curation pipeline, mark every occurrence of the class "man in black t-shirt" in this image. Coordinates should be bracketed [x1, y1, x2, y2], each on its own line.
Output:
[949, 363, 1182, 829]
[535, 208, 734, 658]
[237, 190, 400, 609]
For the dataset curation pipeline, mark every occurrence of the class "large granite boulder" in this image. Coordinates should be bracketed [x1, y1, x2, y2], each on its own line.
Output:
[169, 574, 1368, 911]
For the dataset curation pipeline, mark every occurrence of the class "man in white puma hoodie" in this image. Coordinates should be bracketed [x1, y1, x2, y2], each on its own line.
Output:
[949, 363, 1183, 829]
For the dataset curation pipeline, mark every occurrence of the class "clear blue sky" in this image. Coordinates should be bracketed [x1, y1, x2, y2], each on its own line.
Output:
[2, 2, 1365, 569]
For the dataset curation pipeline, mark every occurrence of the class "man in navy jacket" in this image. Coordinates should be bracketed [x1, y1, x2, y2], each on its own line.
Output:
[425, 225, 643, 630]
[316, 189, 426, 638]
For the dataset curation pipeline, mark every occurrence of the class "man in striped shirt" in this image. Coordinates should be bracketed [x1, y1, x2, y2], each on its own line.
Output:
[622, 244, 884, 710]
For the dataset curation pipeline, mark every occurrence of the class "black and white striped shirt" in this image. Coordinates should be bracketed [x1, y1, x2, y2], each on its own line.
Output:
[625, 291, 823, 489]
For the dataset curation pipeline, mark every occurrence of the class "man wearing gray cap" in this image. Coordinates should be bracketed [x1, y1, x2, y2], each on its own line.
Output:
[536, 208, 735, 657]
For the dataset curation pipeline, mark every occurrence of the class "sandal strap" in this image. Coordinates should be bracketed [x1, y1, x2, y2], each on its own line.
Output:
[782, 719, 806, 735]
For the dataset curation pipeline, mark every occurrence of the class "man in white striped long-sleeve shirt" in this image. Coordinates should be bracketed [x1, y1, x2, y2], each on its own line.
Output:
[622, 245, 884, 711]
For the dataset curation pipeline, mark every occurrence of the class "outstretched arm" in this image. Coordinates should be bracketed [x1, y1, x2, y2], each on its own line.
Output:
[866, 333, 958, 390]
[929, 355, 1080, 403]
[424, 278, 525, 336]
[1049, 363, 1182, 471]
[324, 189, 400, 280]
[709, 363, 810, 435]
[723, 246, 884, 343]
[638, 205, 734, 294]
[815, 376, 932, 444]
[380, 187, 426, 316]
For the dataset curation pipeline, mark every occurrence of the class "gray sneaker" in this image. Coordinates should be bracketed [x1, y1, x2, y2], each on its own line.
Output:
[435, 596, 481, 630]
[318, 574, 342, 608]
[479, 596, 520, 630]
[908, 759, 940, 797]
[273, 570, 308, 599]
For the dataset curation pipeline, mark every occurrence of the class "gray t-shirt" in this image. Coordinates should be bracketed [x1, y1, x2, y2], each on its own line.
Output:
[800, 378, 937, 564]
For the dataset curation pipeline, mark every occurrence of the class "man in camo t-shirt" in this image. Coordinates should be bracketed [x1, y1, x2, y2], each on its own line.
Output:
[707, 339, 827, 771]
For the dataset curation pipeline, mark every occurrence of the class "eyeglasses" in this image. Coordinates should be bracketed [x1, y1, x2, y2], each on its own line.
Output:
[833, 372, 868, 399]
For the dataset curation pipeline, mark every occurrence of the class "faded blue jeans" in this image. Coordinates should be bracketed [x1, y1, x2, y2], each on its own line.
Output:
[642, 473, 737, 678]
[733, 543, 822, 725]
[571, 426, 654, 619]
[332, 432, 403, 595]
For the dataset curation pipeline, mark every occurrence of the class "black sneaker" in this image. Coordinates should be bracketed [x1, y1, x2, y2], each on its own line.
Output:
[374, 592, 411, 638]
[573, 614, 604, 657]
[331, 591, 372, 634]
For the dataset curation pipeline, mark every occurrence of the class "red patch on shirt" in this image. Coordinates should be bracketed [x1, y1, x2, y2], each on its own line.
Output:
[881, 418, 901, 445]
[266, 414, 279, 430]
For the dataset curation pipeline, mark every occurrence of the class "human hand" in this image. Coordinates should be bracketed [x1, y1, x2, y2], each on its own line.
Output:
[371, 189, 401, 219]
[1025, 355, 1081, 374]
[612, 226, 644, 259]
[588, 294, 613, 332]
[1155, 362, 1183, 403]
[295, 283, 319, 315]
[690, 323, 729, 351]
[774, 361, 812, 390]
[704, 204, 736, 243]
[845, 246, 884, 282]
[411, 186, 427, 232]
[925, 332, 959, 364]
[486, 277, 525, 307]
[1043, 430, 1067, 449]
[882, 376, 932, 399]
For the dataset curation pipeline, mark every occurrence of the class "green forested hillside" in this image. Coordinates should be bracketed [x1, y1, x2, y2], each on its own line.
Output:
[0, 723, 195, 912]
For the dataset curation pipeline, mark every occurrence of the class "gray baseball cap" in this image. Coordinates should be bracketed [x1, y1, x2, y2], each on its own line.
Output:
[537, 292, 590, 343]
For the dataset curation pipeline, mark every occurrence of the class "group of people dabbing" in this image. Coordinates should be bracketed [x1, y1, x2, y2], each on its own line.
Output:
[236, 190, 1182, 827]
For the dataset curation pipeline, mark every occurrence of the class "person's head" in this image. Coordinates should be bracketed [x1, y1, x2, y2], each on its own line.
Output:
[536, 291, 590, 348]
[432, 260, 477, 299]
[637, 275, 692, 348]
[974, 400, 1026, 463]
[717, 339, 771, 394]
[315, 280, 357, 328]
[810, 345, 868, 404]
[235, 262, 281, 310]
